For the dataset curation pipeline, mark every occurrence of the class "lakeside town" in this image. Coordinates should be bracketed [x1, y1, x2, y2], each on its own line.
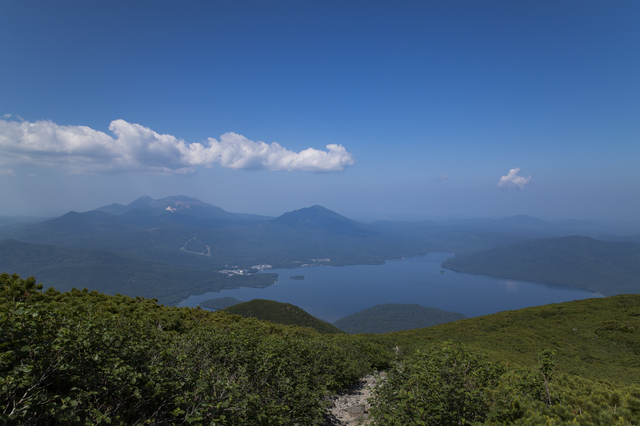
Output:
[219, 259, 331, 276]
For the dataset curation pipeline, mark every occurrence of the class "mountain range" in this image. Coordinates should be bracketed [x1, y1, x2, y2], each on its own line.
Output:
[2, 195, 640, 304]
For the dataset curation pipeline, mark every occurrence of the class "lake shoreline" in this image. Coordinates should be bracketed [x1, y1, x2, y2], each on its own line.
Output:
[178, 253, 600, 323]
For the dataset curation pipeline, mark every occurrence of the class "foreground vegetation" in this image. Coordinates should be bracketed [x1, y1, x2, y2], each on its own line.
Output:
[388, 295, 640, 385]
[2, 272, 640, 425]
[0, 273, 390, 424]
[371, 345, 640, 425]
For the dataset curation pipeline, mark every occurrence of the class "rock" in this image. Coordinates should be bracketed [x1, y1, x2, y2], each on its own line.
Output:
[324, 372, 386, 425]
[347, 405, 365, 418]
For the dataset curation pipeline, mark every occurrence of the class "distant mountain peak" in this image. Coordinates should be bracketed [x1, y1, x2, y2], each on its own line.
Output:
[160, 195, 203, 203]
[149, 196, 217, 213]
[271, 205, 374, 236]
[273, 205, 352, 222]
[88, 195, 269, 226]
[130, 196, 154, 204]
[94, 195, 215, 215]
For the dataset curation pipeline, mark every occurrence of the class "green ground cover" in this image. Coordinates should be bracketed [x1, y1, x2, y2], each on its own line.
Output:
[386, 295, 640, 385]
[0, 273, 391, 425]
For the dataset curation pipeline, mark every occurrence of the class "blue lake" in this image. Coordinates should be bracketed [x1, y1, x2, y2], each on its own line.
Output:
[178, 253, 601, 323]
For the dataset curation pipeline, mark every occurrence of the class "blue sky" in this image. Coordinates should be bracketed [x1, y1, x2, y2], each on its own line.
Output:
[1, 0, 639, 221]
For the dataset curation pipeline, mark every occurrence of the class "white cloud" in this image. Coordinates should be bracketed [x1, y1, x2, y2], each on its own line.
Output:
[439, 174, 449, 180]
[0, 168, 17, 177]
[0, 118, 355, 174]
[497, 167, 531, 191]
[2, 114, 11, 119]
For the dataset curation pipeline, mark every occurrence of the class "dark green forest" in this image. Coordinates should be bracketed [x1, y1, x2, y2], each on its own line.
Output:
[333, 303, 466, 334]
[442, 235, 640, 295]
[3, 272, 640, 425]
[199, 296, 244, 310]
[220, 299, 344, 335]
[0, 239, 278, 305]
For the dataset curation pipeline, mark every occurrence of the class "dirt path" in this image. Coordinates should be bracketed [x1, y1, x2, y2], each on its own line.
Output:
[179, 235, 211, 257]
[324, 372, 386, 426]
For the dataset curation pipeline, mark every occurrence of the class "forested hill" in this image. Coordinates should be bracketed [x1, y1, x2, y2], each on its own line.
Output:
[0, 239, 278, 305]
[442, 235, 640, 295]
[270, 205, 375, 236]
[334, 303, 466, 334]
[221, 299, 345, 334]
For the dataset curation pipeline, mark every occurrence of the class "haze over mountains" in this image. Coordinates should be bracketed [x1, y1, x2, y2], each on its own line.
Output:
[1, 195, 640, 305]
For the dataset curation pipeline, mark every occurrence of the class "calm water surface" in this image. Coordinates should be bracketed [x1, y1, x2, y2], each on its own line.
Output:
[178, 253, 601, 323]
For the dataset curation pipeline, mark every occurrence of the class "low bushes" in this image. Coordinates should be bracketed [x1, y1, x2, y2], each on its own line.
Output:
[369, 344, 640, 425]
[0, 273, 392, 425]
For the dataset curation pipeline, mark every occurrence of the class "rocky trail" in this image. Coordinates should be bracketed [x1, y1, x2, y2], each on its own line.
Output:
[324, 372, 386, 426]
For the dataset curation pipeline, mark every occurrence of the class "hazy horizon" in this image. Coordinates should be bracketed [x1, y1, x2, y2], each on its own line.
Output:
[2, 1, 638, 222]
[4, 193, 640, 228]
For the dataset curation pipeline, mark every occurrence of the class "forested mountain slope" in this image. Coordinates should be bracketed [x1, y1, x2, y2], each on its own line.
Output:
[221, 299, 345, 334]
[0, 239, 277, 305]
[334, 303, 466, 334]
[442, 235, 640, 295]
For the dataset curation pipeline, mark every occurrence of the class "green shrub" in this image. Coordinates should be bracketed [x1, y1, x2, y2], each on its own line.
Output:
[0, 274, 394, 425]
[489, 374, 640, 425]
[368, 343, 640, 426]
[369, 344, 509, 425]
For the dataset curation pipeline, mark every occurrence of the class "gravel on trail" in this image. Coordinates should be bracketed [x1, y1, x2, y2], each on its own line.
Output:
[324, 371, 386, 426]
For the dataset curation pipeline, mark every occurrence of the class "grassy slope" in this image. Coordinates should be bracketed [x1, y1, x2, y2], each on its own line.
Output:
[387, 295, 640, 385]
[334, 303, 466, 334]
[221, 299, 345, 334]
[442, 235, 640, 295]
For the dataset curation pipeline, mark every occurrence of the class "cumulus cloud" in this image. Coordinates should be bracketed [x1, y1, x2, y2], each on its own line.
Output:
[497, 167, 531, 191]
[0, 118, 355, 174]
